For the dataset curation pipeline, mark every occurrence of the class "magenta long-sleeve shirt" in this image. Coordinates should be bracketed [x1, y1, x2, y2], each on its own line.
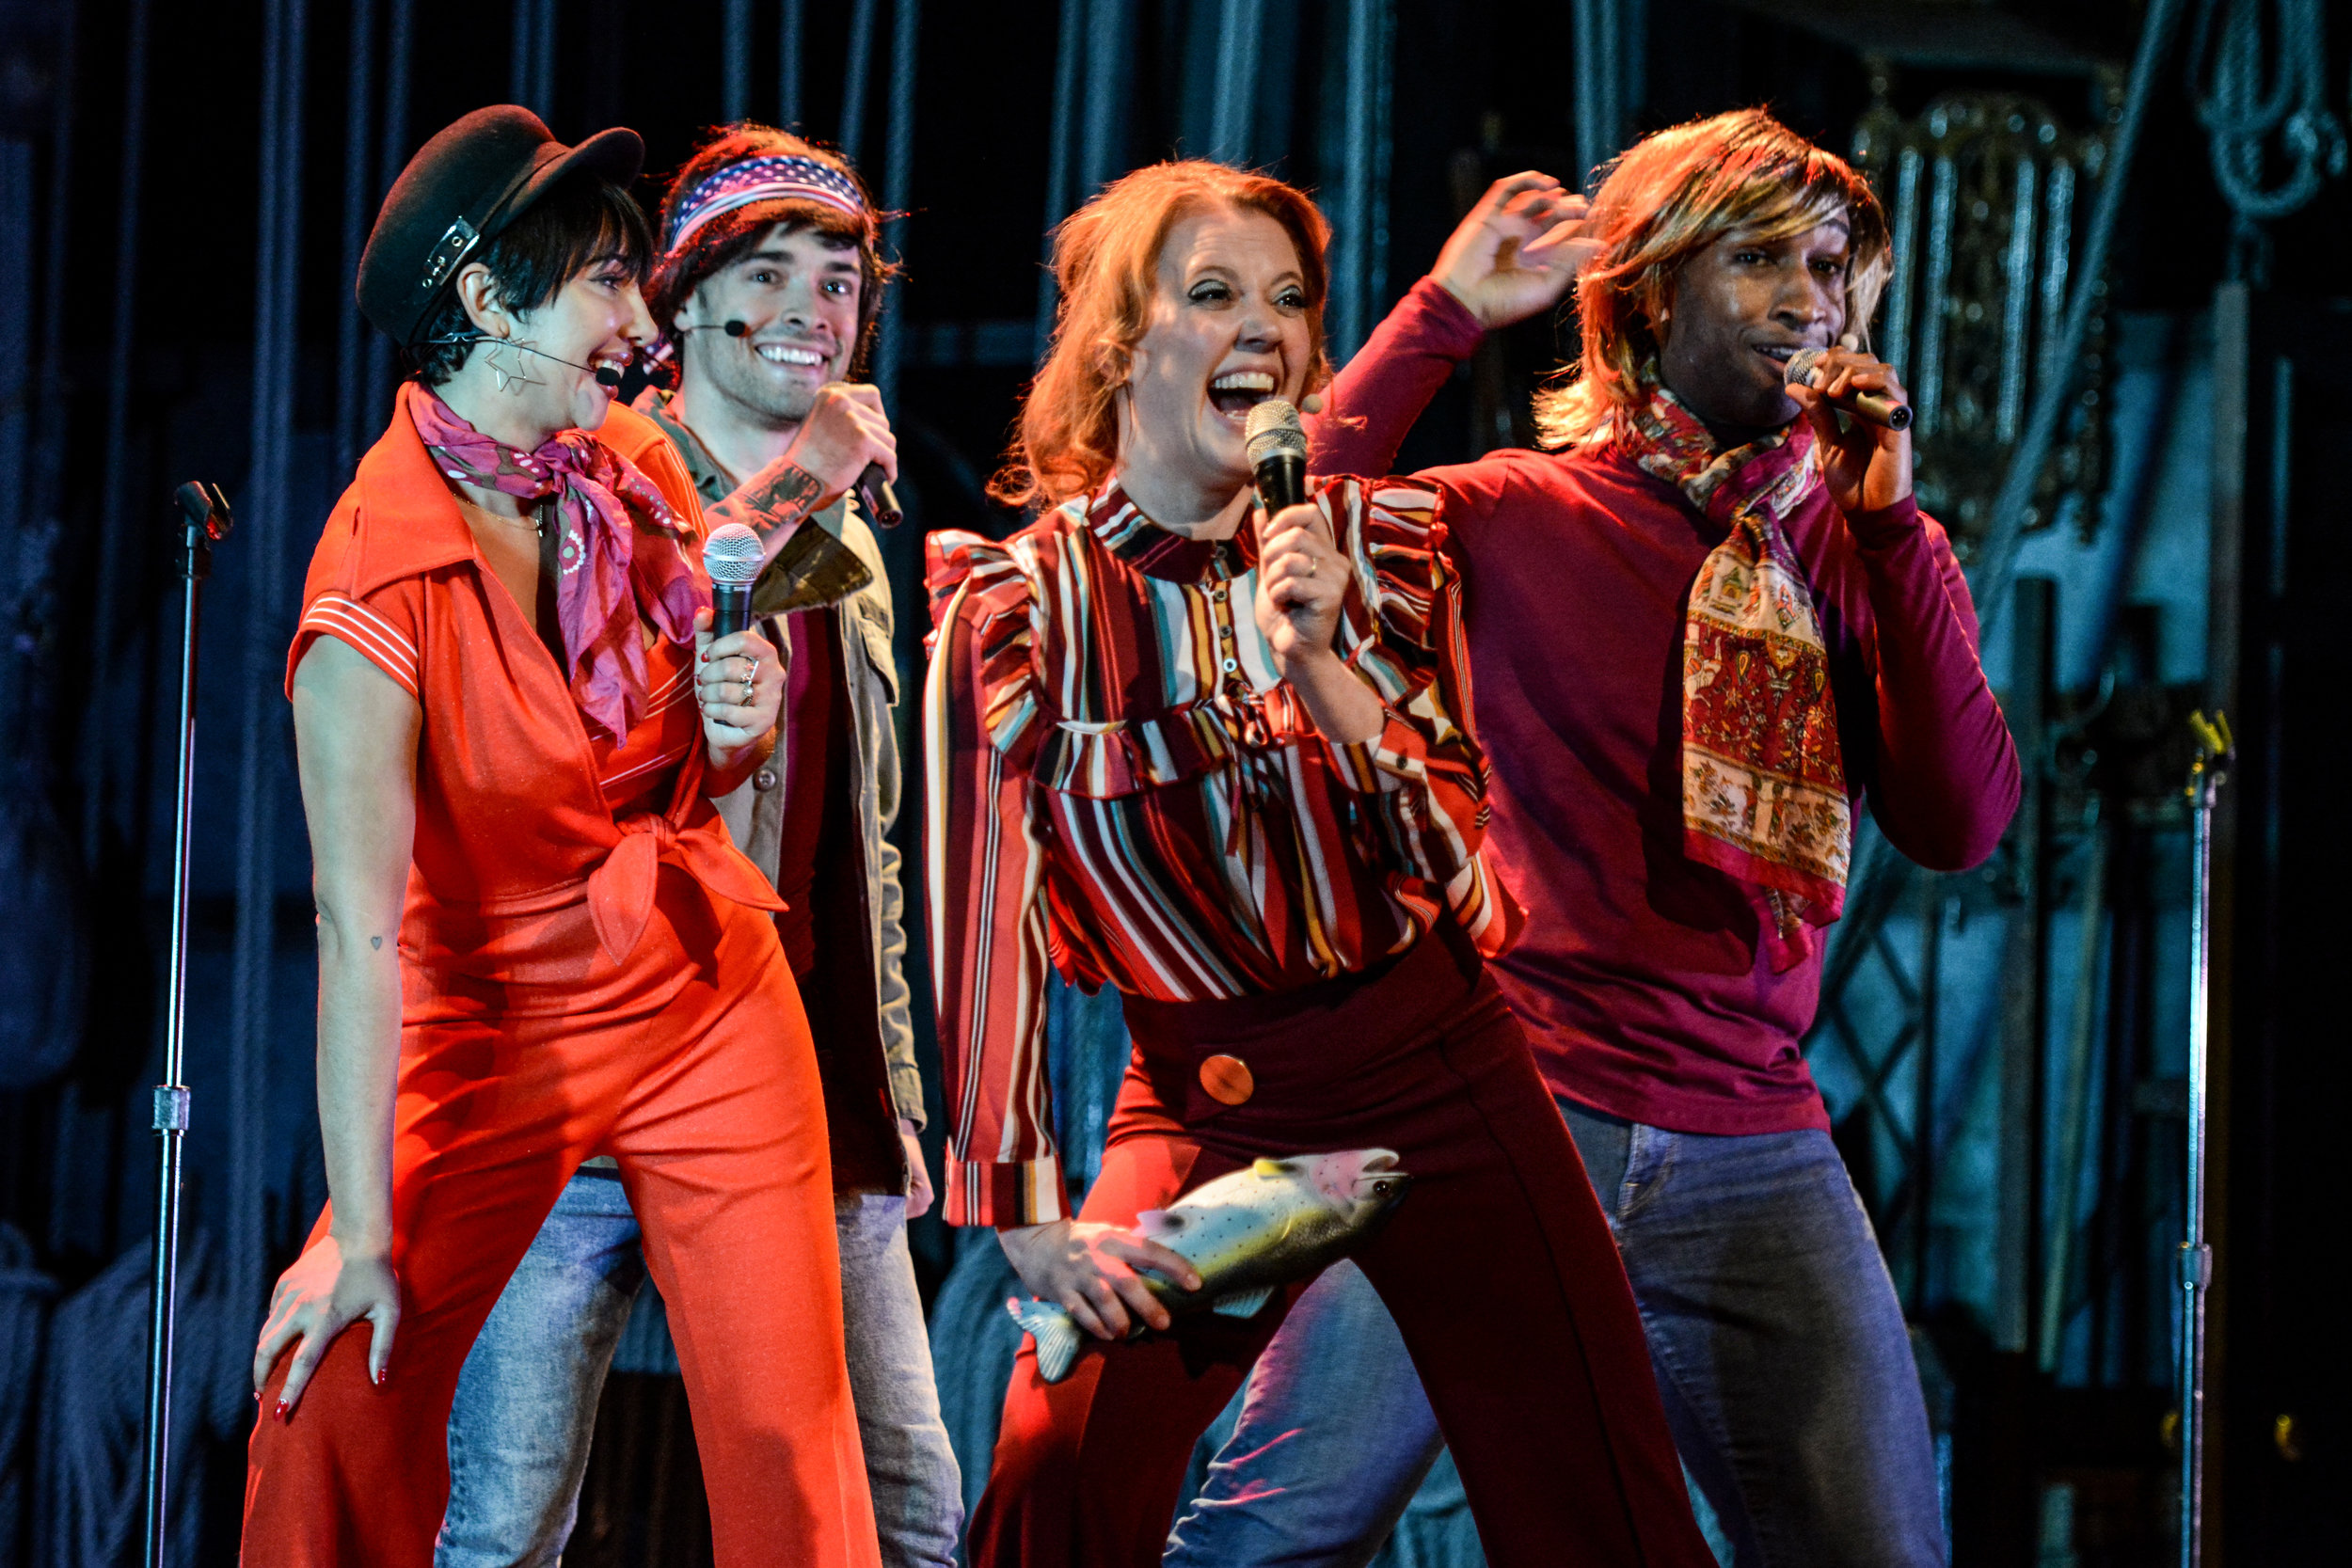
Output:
[1311, 279, 2021, 1133]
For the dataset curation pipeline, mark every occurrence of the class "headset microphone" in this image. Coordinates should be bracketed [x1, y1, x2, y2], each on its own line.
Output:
[509, 341, 625, 388]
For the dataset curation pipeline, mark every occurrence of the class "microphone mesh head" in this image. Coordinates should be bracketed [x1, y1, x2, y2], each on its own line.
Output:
[1782, 346, 1824, 387]
[702, 522, 763, 587]
[1244, 398, 1307, 466]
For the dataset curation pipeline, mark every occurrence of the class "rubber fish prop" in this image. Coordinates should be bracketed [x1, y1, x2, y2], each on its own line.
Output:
[1007, 1148, 1411, 1384]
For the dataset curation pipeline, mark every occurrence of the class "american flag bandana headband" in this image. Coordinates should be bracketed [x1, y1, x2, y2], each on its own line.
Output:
[664, 155, 869, 254]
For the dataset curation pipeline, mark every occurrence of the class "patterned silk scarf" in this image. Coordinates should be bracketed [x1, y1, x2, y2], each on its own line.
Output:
[1613, 385, 1851, 973]
[406, 382, 706, 739]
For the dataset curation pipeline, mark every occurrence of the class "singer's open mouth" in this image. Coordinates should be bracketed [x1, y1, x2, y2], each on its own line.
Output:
[1208, 368, 1278, 420]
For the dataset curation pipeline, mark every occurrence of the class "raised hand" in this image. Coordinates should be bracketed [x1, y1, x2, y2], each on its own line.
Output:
[1432, 171, 1598, 330]
[708, 381, 898, 562]
[1785, 340, 1914, 515]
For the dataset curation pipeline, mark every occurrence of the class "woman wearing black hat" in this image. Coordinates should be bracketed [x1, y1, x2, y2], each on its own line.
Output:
[240, 106, 882, 1568]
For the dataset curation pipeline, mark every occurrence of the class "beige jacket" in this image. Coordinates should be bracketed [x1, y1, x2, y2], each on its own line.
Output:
[636, 389, 923, 1193]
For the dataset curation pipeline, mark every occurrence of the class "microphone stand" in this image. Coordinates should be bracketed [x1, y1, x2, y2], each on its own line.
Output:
[2178, 709, 2232, 1568]
[140, 481, 233, 1568]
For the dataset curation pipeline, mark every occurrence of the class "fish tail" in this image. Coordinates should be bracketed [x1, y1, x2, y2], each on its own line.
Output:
[1006, 1296, 1086, 1385]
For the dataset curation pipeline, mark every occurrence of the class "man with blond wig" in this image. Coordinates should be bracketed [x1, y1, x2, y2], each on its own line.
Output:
[1168, 109, 2016, 1567]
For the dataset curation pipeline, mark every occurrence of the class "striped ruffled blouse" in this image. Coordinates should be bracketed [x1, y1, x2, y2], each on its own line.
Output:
[923, 475, 1520, 1227]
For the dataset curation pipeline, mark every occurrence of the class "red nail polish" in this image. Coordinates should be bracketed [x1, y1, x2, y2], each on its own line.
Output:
[375, 1368, 389, 1387]
[275, 1401, 289, 1422]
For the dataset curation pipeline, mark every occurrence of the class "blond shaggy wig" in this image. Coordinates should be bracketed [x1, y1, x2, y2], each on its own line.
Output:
[1534, 108, 1891, 450]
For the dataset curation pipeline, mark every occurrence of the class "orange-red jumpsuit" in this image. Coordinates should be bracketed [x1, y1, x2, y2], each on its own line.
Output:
[240, 396, 881, 1568]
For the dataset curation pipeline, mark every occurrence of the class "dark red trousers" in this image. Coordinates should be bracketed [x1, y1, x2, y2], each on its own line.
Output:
[968, 926, 1715, 1568]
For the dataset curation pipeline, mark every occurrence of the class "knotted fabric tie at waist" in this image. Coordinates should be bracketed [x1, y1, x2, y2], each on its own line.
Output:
[587, 808, 786, 965]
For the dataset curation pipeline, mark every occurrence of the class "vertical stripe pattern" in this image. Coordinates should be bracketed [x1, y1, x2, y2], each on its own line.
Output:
[923, 475, 1521, 1225]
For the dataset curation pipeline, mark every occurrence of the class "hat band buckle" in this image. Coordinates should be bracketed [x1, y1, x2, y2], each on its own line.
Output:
[418, 216, 482, 298]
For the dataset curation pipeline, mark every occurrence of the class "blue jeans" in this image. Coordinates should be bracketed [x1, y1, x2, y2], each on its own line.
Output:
[1166, 1100, 1946, 1568]
[436, 1170, 961, 1568]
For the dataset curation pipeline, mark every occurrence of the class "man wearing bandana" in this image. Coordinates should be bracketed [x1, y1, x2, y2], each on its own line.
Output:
[437, 125, 960, 1568]
[1168, 112, 2018, 1567]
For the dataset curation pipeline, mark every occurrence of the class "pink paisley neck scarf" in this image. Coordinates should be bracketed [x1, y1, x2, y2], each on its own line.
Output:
[406, 382, 706, 740]
[1611, 383, 1851, 973]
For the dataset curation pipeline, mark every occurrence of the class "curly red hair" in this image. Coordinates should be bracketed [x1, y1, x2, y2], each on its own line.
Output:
[991, 162, 1333, 510]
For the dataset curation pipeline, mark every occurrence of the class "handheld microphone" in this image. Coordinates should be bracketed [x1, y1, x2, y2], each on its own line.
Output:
[1784, 348, 1911, 432]
[703, 522, 763, 639]
[1244, 398, 1309, 514]
[854, 465, 902, 529]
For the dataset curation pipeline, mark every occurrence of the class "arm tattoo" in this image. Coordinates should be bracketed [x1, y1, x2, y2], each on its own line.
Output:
[371, 936, 383, 950]
[707, 462, 825, 548]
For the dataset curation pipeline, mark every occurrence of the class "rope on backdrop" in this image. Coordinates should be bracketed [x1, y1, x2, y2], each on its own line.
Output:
[2187, 0, 2346, 277]
[229, 0, 309, 1347]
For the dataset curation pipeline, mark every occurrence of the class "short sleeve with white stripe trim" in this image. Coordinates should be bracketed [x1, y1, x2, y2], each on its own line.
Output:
[292, 580, 424, 700]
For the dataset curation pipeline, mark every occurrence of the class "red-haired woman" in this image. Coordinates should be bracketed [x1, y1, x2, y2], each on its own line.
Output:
[925, 160, 1714, 1568]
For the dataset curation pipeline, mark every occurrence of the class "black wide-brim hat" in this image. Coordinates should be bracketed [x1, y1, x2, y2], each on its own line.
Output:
[358, 104, 644, 350]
